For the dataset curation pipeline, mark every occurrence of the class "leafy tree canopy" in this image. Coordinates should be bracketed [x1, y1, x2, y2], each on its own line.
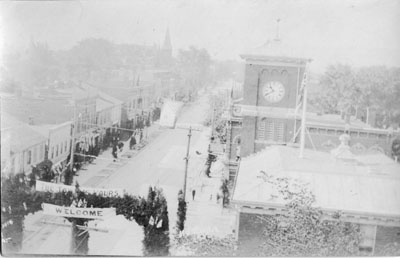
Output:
[311, 64, 400, 127]
[255, 174, 361, 256]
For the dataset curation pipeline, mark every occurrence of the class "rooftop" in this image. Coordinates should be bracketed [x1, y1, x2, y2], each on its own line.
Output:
[1, 113, 47, 152]
[241, 38, 311, 64]
[1, 96, 73, 125]
[30, 121, 72, 138]
[232, 145, 400, 219]
[306, 112, 368, 129]
[96, 98, 114, 112]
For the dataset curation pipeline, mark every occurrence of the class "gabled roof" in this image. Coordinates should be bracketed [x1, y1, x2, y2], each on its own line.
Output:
[97, 91, 123, 106]
[29, 122, 72, 138]
[232, 145, 400, 219]
[96, 98, 114, 112]
[96, 87, 136, 103]
[57, 84, 99, 100]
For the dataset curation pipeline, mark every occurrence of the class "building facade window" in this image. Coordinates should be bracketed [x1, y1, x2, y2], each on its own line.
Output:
[51, 146, 54, 159]
[11, 157, 15, 174]
[27, 150, 32, 165]
[65, 141, 68, 152]
[39, 144, 44, 160]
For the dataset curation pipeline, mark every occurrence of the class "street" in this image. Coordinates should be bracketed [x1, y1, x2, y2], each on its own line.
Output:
[20, 93, 215, 255]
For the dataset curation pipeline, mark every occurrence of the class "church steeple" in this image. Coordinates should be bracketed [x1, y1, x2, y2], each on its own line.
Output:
[163, 28, 172, 51]
[157, 28, 173, 68]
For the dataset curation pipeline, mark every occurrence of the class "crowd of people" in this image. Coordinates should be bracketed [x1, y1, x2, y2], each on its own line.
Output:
[112, 128, 146, 161]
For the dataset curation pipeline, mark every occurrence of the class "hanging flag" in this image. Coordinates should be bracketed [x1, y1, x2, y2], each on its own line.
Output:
[71, 200, 77, 207]
[295, 69, 308, 114]
[156, 219, 163, 228]
[299, 70, 307, 92]
[149, 216, 155, 226]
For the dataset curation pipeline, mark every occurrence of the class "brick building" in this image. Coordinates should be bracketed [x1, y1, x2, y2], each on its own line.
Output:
[226, 32, 400, 256]
[225, 36, 400, 182]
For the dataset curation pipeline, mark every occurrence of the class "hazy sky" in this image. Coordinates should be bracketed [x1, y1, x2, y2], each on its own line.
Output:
[1, 0, 399, 72]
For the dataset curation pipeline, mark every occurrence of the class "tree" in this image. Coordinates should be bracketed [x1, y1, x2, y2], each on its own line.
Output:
[255, 174, 361, 256]
[177, 46, 212, 90]
[312, 64, 359, 117]
[311, 65, 400, 128]
[220, 179, 230, 207]
[173, 234, 237, 256]
[204, 93, 228, 143]
[64, 38, 118, 81]
[142, 186, 170, 256]
[176, 190, 187, 234]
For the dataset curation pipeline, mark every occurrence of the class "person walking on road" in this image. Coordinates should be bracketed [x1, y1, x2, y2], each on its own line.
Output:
[192, 188, 196, 201]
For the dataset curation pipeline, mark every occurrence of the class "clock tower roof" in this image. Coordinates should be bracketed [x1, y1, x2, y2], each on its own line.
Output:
[241, 38, 312, 65]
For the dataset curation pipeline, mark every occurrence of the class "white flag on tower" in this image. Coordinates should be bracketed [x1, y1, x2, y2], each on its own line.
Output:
[295, 69, 308, 114]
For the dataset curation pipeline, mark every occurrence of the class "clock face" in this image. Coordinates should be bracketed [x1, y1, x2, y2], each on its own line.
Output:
[263, 81, 285, 103]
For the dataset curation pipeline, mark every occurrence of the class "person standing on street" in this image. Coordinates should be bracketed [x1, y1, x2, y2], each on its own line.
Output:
[112, 143, 118, 161]
[192, 188, 196, 201]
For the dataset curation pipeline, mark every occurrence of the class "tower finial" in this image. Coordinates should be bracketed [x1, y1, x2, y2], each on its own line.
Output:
[275, 18, 281, 40]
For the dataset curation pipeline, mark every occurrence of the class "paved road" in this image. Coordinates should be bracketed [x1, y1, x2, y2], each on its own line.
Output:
[21, 94, 213, 255]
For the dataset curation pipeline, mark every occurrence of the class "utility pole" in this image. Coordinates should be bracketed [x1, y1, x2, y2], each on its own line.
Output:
[211, 103, 216, 140]
[183, 127, 192, 202]
[299, 81, 308, 159]
[70, 101, 77, 172]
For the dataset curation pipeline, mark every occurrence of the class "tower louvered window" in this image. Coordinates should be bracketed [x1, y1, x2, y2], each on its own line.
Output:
[265, 119, 274, 141]
[257, 118, 266, 139]
[258, 118, 286, 142]
[275, 122, 285, 141]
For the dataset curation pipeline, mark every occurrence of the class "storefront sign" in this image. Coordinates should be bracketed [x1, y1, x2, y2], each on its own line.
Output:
[36, 180, 124, 198]
[42, 203, 115, 220]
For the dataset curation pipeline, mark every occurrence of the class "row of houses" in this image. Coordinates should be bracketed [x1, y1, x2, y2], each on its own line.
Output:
[1, 74, 175, 177]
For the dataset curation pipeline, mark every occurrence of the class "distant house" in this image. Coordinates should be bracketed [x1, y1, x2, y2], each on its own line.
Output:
[95, 91, 123, 129]
[1, 113, 47, 175]
[31, 121, 72, 178]
[96, 81, 156, 130]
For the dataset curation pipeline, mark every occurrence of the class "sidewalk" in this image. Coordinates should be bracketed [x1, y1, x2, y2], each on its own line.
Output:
[183, 127, 236, 238]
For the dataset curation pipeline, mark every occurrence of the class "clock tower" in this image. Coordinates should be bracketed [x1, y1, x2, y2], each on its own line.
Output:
[232, 35, 311, 158]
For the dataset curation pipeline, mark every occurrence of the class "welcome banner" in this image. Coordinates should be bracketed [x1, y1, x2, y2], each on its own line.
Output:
[42, 203, 116, 220]
[36, 180, 124, 198]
